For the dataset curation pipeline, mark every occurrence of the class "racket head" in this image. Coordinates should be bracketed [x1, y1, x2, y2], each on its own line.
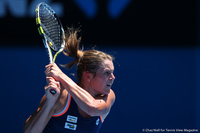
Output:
[35, 2, 65, 54]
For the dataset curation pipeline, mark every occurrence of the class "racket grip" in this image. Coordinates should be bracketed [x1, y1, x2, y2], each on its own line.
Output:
[50, 88, 57, 94]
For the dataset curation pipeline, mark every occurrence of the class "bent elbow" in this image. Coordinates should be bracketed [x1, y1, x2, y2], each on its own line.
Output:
[23, 128, 30, 133]
[23, 128, 41, 133]
[87, 107, 98, 117]
[23, 124, 42, 133]
[23, 123, 28, 133]
[86, 102, 109, 117]
[23, 126, 32, 133]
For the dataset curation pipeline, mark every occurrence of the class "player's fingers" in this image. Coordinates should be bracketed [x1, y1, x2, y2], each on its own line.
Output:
[55, 81, 60, 88]
[45, 63, 52, 68]
[45, 63, 56, 73]
[46, 77, 54, 84]
[45, 63, 56, 69]
[45, 66, 50, 75]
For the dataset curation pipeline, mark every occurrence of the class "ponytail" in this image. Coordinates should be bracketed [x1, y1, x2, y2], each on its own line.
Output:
[62, 27, 83, 69]
[62, 27, 114, 82]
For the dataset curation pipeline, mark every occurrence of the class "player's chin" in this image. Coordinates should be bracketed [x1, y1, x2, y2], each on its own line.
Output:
[104, 87, 111, 94]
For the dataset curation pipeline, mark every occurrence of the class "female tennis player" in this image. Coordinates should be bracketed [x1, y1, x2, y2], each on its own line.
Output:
[23, 28, 116, 133]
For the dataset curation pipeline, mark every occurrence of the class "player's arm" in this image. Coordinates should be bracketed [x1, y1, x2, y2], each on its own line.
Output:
[64, 79, 115, 118]
[68, 85, 115, 119]
[23, 78, 60, 133]
[45, 63, 115, 118]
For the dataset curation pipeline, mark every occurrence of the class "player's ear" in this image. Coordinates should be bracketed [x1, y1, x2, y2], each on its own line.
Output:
[83, 71, 93, 82]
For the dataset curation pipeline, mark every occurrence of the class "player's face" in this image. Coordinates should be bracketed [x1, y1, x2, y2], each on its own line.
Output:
[89, 59, 115, 95]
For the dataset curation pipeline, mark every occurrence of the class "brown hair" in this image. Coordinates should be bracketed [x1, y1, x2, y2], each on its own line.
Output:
[63, 28, 114, 82]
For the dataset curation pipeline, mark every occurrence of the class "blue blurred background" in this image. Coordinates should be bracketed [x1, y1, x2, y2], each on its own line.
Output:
[0, 0, 199, 132]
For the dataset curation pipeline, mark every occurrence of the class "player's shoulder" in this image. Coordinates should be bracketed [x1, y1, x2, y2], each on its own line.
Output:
[106, 89, 115, 106]
[110, 89, 115, 95]
[109, 89, 115, 100]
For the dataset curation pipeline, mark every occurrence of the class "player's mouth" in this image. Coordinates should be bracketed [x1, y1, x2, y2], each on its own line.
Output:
[106, 84, 112, 87]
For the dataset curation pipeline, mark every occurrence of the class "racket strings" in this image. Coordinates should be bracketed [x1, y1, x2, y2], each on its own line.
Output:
[39, 5, 63, 52]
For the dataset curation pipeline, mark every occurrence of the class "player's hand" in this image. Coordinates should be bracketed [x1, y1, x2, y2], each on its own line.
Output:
[45, 77, 60, 105]
[45, 63, 64, 81]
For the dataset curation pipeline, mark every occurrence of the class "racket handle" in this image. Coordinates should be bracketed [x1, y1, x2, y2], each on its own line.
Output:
[50, 88, 57, 94]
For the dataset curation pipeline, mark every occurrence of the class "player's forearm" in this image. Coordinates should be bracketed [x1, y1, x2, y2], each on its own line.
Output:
[23, 103, 54, 133]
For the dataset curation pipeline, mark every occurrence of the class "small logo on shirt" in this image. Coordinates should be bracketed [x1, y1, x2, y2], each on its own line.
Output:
[67, 115, 78, 123]
[64, 122, 77, 130]
[96, 118, 100, 125]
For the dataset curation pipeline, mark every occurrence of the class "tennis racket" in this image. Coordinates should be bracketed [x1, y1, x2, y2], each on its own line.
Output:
[35, 2, 65, 94]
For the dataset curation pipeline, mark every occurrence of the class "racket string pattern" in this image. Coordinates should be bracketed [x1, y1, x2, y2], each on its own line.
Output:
[38, 4, 64, 52]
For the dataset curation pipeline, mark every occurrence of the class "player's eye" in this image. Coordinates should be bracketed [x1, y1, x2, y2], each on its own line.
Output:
[104, 71, 111, 76]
